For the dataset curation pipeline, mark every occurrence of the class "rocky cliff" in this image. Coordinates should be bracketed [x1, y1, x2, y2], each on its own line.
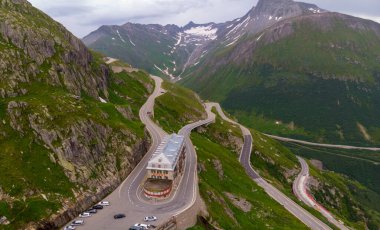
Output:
[0, 0, 108, 99]
[0, 0, 153, 228]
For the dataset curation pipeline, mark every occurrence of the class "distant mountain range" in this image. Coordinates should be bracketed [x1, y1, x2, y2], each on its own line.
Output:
[83, 0, 325, 79]
[84, 0, 380, 146]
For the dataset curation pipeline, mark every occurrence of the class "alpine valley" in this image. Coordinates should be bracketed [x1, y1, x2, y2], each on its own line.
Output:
[1, 0, 380, 229]
[84, 0, 380, 147]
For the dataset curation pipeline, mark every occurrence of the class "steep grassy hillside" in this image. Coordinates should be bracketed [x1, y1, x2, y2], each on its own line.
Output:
[154, 81, 206, 133]
[182, 13, 380, 146]
[0, 68, 153, 229]
[0, 1, 154, 228]
[83, 23, 190, 78]
[188, 112, 308, 229]
[308, 161, 380, 230]
[285, 142, 380, 195]
[152, 85, 310, 228]
[251, 133, 380, 229]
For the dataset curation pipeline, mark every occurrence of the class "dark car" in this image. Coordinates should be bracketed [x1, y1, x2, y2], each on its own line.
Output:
[92, 205, 103, 210]
[114, 213, 126, 219]
[86, 209, 97, 214]
[129, 226, 144, 230]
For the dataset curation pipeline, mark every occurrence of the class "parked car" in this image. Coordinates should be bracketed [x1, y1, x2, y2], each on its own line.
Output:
[71, 220, 84, 226]
[129, 226, 144, 230]
[134, 223, 149, 229]
[64, 225, 76, 230]
[92, 204, 104, 209]
[86, 209, 97, 214]
[98, 201, 110, 206]
[144, 216, 157, 222]
[113, 213, 126, 219]
[79, 212, 92, 218]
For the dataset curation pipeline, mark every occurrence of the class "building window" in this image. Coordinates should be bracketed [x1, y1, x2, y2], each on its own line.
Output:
[151, 170, 155, 173]
[158, 164, 161, 168]
[164, 171, 168, 174]
[164, 176, 168, 179]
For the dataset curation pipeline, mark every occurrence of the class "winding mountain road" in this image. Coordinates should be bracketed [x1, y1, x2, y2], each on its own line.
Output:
[70, 76, 215, 230]
[294, 157, 349, 230]
[265, 134, 380, 151]
[208, 103, 333, 230]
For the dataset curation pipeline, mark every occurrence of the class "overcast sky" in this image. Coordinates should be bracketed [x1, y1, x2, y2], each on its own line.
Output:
[28, 0, 380, 38]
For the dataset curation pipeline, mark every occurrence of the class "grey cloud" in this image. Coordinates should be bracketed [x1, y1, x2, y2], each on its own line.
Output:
[28, 0, 380, 37]
[300, 0, 380, 17]
[45, 5, 94, 17]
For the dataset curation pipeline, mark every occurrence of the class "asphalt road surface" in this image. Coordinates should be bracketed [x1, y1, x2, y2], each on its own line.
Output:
[66, 76, 215, 230]
[294, 157, 349, 230]
[266, 134, 380, 151]
[209, 103, 333, 230]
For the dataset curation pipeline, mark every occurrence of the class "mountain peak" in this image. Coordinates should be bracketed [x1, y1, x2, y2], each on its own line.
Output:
[254, 0, 324, 16]
[183, 21, 197, 30]
[244, 0, 326, 34]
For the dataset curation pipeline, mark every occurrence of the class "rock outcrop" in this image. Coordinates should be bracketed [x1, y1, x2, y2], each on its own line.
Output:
[0, 0, 109, 99]
[0, 1, 153, 229]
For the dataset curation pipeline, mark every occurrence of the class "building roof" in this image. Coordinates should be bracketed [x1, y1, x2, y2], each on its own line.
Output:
[147, 134, 185, 171]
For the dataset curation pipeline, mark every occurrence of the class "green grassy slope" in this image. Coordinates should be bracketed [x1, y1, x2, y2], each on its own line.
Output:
[84, 24, 184, 78]
[152, 84, 308, 228]
[308, 161, 380, 230]
[182, 14, 380, 146]
[285, 142, 380, 195]
[0, 3, 155, 228]
[250, 133, 380, 229]
[189, 112, 308, 229]
[154, 81, 206, 133]
[0, 68, 153, 229]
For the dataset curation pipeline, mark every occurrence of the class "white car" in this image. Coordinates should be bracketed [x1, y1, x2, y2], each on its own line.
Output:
[134, 223, 149, 229]
[98, 201, 110, 206]
[64, 225, 76, 230]
[71, 220, 84, 226]
[79, 212, 92, 218]
[144, 216, 157, 222]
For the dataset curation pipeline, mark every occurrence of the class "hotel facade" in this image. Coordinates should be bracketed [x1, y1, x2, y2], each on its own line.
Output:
[146, 134, 186, 181]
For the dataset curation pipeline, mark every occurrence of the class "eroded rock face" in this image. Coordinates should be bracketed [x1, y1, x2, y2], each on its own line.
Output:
[5, 99, 150, 228]
[223, 192, 252, 213]
[0, 1, 109, 99]
[0, 2, 151, 228]
[38, 136, 149, 229]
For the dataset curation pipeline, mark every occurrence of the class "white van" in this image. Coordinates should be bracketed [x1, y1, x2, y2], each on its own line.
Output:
[79, 212, 92, 218]
[71, 220, 84, 226]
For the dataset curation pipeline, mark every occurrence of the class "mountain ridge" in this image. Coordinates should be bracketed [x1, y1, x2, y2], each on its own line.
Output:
[84, 0, 380, 146]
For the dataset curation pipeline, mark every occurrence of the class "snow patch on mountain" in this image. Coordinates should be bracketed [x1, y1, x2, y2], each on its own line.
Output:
[116, 30, 126, 43]
[226, 35, 241, 47]
[184, 26, 218, 40]
[226, 16, 250, 37]
[154, 64, 175, 80]
[309, 8, 321, 14]
[256, 33, 264, 41]
[117, 29, 136, 46]
[175, 33, 183, 46]
[128, 35, 136, 46]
